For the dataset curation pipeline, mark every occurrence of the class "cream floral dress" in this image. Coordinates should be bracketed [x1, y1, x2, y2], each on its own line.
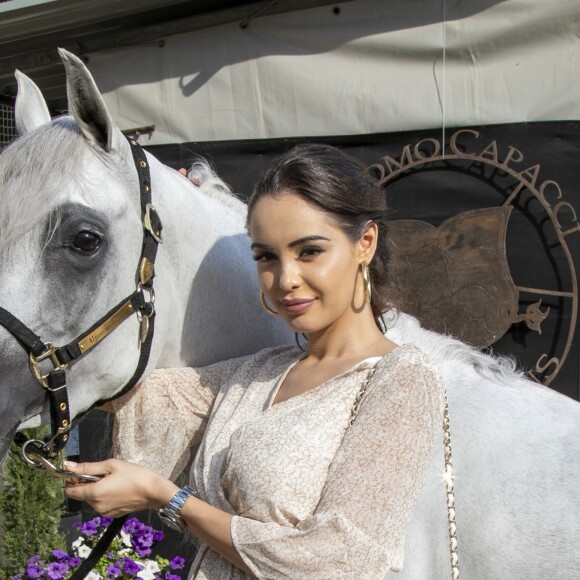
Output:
[112, 344, 443, 579]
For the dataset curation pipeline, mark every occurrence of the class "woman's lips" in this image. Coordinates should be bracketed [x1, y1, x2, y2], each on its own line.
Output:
[281, 298, 315, 314]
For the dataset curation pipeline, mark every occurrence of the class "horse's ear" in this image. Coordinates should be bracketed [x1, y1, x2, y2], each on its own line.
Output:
[14, 70, 51, 135]
[59, 48, 122, 153]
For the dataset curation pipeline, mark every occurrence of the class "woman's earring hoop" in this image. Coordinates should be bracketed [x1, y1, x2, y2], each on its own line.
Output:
[260, 290, 280, 316]
[362, 262, 372, 304]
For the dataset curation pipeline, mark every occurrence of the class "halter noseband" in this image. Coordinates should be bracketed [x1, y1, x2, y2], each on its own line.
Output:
[0, 136, 162, 468]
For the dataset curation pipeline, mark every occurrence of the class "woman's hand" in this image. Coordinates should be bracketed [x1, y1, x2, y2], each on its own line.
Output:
[63, 459, 178, 518]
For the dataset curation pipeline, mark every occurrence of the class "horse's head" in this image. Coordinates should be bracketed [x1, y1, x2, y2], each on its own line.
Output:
[0, 50, 152, 460]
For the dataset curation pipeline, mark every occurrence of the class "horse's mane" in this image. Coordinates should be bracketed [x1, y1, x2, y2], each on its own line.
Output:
[385, 309, 531, 387]
[0, 118, 87, 254]
[186, 159, 247, 214]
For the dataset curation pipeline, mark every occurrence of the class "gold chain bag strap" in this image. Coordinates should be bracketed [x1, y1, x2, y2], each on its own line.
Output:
[349, 365, 459, 580]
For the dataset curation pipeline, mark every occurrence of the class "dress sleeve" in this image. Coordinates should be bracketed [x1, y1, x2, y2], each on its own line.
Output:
[230, 350, 444, 579]
[112, 358, 243, 481]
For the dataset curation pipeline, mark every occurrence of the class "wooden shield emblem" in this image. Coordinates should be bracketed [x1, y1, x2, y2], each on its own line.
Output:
[389, 206, 523, 347]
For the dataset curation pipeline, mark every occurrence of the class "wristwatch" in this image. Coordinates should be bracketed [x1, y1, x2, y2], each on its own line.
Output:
[158, 485, 197, 531]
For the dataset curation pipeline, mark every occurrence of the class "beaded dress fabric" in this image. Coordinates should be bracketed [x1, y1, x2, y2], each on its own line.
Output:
[113, 344, 443, 579]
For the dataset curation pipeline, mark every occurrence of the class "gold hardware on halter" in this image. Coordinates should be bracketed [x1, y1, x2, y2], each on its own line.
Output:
[29, 342, 69, 389]
[144, 203, 163, 244]
[78, 300, 134, 354]
[21, 441, 102, 484]
[139, 257, 154, 285]
[139, 316, 150, 344]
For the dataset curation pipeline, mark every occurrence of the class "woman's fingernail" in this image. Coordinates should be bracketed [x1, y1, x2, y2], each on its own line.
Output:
[64, 460, 77, 468]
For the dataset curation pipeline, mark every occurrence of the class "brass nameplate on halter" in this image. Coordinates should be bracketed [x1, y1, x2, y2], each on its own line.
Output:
[78, 300, 134, 354]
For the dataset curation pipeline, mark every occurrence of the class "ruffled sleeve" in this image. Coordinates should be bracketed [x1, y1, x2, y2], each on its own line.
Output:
[112, 357, 248, 481]
[230, 347, 443, 578]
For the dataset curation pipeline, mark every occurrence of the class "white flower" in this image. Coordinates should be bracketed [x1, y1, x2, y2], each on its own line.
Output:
[85, 573, 103, 580]
[120, 529, 133, 548]
[77, 544, 92, 559]
[137, 560, 161, 579]
[71, 536, 85, 549]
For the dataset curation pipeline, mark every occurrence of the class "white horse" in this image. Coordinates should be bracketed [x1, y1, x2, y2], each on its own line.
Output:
[1, 50, 578, 580]
[0, 49, 292, 461]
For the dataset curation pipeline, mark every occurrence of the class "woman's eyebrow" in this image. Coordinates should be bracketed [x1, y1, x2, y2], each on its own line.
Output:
[251, 235, 330, 251]
[288, 235, 330, 248]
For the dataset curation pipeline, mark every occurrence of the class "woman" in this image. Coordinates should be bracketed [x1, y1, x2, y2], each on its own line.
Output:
[65, 144, 443, 579]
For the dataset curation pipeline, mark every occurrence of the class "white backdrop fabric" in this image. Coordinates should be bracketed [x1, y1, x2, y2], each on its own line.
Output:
[88, 0, 580, 145]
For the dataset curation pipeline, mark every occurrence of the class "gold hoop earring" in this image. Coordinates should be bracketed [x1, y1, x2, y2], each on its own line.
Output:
[362, 262, 372, 304]
[260, 290, 280, 316]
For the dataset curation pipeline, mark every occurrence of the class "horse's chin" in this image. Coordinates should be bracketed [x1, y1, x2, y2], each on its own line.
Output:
[18, 401, 49, 430]
[0, 424, 18, 466]
[18, 413, 43, 429]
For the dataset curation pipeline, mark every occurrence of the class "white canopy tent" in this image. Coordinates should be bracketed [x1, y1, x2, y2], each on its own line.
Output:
[87, 0, 580, 144]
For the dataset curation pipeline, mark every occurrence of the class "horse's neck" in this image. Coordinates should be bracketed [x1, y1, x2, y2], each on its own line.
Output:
[151, 161, 292, 368]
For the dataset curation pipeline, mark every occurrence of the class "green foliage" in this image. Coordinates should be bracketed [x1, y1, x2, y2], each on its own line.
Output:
[0, 427, 66, 579]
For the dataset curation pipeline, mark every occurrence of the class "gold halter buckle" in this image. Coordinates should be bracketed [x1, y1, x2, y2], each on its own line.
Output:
[28, 342, 68, 389]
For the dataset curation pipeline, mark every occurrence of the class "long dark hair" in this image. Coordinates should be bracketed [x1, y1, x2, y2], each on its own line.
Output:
[248, 143, 392, 325]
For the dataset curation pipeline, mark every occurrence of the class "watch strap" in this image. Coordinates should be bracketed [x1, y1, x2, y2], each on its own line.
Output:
[158, 485, 196, 530]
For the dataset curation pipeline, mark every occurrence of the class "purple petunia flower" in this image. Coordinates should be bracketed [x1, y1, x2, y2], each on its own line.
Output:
[67, 555, 82, 568]
[27, 555, 42, 565]
[152, 530, 164, 542]
[46, 561, 69, 579]
[25, 563, 44, 579]
[106, 563, 122, 578]
[169, 557, 185, 570]
[165, 574, 181, 580]
[101, 516, 114, 527]
[134, 545, 151, 558]
[51, 549, 68, 560]
[122, 517, 144, 535]
[11, 574, 24, 580]
[121, 558, 142, 575]
[80, 519, 99, 537]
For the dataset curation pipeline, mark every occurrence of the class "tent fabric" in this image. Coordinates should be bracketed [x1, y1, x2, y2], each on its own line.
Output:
[87, 0, 580, 145]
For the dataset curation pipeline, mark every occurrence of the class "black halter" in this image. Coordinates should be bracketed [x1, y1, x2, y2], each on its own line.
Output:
[0, 136, 162, 461]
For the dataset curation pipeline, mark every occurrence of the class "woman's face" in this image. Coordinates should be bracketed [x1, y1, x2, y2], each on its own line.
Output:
[248, 191, 376, 336]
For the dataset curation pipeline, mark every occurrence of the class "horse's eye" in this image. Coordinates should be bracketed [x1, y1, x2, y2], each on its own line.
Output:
[73, 231, 101, 253]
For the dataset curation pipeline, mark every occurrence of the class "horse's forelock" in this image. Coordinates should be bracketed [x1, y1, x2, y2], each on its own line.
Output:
[0, 118, 94, 255]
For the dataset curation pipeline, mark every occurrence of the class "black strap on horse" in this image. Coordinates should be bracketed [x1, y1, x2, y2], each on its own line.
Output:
[0, 136, 162, 577]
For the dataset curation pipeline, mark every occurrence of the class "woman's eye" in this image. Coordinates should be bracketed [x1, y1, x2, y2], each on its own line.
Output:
[73, 231, 102, 254]
[252, 252, 276, 262]
[299, 246, 324, 259]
